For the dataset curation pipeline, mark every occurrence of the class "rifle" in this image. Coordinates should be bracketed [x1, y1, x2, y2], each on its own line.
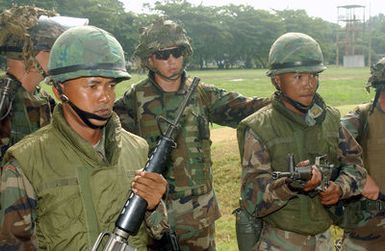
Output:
[272, 154, 334, 193]
[91, 77, 200, 251]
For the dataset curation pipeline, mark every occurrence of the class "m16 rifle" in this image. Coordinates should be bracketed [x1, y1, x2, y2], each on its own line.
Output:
[272, 154, 334, 193]
[91, 77, 200, 251]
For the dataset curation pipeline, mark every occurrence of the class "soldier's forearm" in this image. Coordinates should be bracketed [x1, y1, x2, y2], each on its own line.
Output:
[0, 230, 36, 251]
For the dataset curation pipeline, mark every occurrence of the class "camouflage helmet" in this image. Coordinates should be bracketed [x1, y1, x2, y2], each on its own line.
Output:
[134, 18, 193, 67]
[267, 32, 326, 77]
[0, 6, 64, 69]
[48, 25, 131, 84]
[366, 57, 385, 91]
[30, 19, 66, 52]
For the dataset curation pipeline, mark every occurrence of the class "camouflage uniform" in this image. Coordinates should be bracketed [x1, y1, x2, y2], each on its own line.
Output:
[0, 74, 54, 162]
[238, 94, 367, 251]
[0, 6, 65, 162]
[114, 72, 269, 250]
[1, 25, 168, 250]
[236, 33, 367, 251]
[0, 105, 167, 250]
[115, 18, 270, 250]
[339, 57, 385, 250]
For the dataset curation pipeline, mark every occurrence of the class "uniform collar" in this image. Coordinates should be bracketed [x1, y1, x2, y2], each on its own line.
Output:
[52, 104, 122, 166]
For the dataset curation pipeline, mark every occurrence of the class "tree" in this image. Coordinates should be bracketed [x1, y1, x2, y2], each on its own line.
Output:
[152, 0, 232, 69]
[274, 9, 338, 64]
[3, 1, 383, 69]
[367, 14, 385, 62]
[220, 5, 283, 68]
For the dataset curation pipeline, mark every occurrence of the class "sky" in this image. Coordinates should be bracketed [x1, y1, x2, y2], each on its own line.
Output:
[121, 0, 384, 24]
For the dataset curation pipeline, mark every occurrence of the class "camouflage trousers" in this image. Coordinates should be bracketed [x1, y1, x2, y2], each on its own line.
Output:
[176, 223, 216, 251]
[254, 224, 334, 251]
[343, 212, 385, 251]
[166, 190, 220, 251]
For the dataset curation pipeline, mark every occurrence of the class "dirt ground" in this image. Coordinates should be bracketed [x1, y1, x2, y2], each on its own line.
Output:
[210, 127, 236, 143]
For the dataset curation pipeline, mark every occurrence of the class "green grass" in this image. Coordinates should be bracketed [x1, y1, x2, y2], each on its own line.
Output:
[39, 66, 373, 108]
[30, 67, 373, 249]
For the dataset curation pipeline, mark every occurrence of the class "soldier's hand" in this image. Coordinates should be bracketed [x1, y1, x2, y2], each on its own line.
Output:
[296, 160, 310, 168]
[132, 171, 168, 210]
[303, 165, 321, 192]
[362, 175, 380, 200]
[319, 181, 341, 205]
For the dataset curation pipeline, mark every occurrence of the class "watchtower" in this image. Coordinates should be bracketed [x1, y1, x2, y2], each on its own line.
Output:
[336, 5, 365, 67]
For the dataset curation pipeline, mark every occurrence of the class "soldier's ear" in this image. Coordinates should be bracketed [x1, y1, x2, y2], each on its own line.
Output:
[273, 76, 281, 90]
[52, 83, 68, 102]
[147, 56, 154, 68]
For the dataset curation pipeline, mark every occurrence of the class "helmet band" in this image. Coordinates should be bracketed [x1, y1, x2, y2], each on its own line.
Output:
[271, 60, 323, 70]
[49, 63, 125, 76]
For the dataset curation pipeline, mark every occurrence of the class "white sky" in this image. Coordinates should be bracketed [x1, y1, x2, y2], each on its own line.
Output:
[121, 0, 384, 23]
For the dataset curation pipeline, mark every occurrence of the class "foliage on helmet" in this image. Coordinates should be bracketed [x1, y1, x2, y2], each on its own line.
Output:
[0, 6, 63, 69]
[134, 18, 193, 67]
[366, 57, 385, 91]
[267, 32, 326, 76]
[48, 25, 131, 84]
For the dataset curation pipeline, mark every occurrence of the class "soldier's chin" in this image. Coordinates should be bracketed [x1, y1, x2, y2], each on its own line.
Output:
[167, 72, 181, 80]
[89, 118, 108, 127]
[298, 96, 314, 106]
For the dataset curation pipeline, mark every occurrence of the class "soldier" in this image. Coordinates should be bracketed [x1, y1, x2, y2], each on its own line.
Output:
[339, 57, 385, 250]
[0, 6, 65, 162]
[0, 26, 168, 250]
[114, 18, 270, 250]
[237, 32, 367, 250]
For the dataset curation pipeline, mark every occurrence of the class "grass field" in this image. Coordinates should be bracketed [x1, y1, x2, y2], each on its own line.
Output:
[32, 67, 375, 249]
[38, 66, 372, 108]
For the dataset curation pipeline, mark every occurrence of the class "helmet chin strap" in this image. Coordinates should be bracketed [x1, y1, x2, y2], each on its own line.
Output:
[32, 57, 48, 79]
[155, 69, 182, 81]
[371, 86, 385, 114]
[147, 65, 183, 81]
[281, 93, 314, 114]
[57, 85, 110, 129]
[145, 59, 186, 81]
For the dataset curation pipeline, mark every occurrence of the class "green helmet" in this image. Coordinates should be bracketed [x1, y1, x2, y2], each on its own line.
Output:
[366, 57, 385, 91]
[134, 18, 192, 68]
[0, 6, 64, 69]
[267, 32, 326, 77]
[48, 25, 131, 84]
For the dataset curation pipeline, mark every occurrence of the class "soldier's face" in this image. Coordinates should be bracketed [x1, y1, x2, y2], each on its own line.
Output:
[25, 51, 50, 87]
[61, 77, 116, 127]
[35, 51, 50, 73]
[275, 72, 319, 107]
[148, 46, 184, 78]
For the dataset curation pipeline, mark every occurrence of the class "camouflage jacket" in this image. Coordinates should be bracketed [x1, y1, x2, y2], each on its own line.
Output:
[114, 72, 270, 230]
[340, 102, 385, 250]
[342, 102, 385, 192]
[0, 105, 167, 250]
[0, 73, 54, 162]
[340, 103, 372, 142]
[238, 95, 367, 231]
